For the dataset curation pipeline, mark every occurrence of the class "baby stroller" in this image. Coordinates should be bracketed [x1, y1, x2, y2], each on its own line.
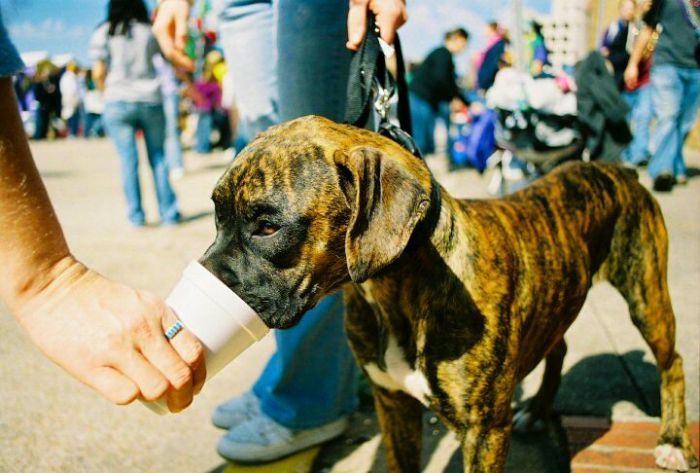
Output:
[486, 53, 631, 195]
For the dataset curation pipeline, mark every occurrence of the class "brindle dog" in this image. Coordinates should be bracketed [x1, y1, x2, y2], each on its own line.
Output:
[200, 116, 697, 472]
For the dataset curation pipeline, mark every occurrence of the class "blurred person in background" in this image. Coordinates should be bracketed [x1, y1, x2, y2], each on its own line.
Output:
[32, 61, 62, 140]
[527, 20, 549, 78]
[83, 69, 106, 138]
[208, 50, 233, 151]
[91, 0, 181, 226]
[192, 59, 222, 154]
[409, 27, 470, 157]
[155, 55, 185, 179]
[602, 0, 653, 167]
[476, 21, 507, 93]
[626, 0, 700, 192]
[59, 61, 83, 137]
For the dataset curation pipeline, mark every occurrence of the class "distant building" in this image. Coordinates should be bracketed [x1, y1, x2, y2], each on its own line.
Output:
[538, 0, 592, 70]
[536, 0, 621, 71]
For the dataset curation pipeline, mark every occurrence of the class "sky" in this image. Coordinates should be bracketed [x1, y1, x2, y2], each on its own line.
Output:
[2, 0, 550, 68]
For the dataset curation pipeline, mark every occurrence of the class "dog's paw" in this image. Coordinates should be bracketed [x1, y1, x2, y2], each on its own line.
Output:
[512, 409, 546, 433]
[655, 444, 691, 471]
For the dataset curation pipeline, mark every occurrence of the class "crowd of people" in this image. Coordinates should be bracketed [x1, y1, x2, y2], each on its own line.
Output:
[0, 0, 698, 468]
[406, 0, 698, 194]
[13, 37, 237, 169]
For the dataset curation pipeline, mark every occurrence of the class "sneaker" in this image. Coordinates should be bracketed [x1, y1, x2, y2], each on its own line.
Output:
[211, 391, 262, 430]
[653, 172, 674, 192]
[216, 413, 348, 463]
[170, 168, 185, 180]
[675, 175, 688, 186]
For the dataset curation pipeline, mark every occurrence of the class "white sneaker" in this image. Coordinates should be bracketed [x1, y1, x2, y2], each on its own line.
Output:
[217, 412, 348, 463]
[211, 391, 261, 430]
[170, 168, 185, 180]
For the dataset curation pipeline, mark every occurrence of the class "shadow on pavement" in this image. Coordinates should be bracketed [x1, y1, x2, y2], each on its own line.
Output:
[180, 210, 214, 224]
[40, 170, 74, 179]
[211, 350, 661, 472]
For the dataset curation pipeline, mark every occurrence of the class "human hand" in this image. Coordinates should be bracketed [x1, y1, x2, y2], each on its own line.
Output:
[624, 63, 639, 90]
[16, 258, 206, 413]
[347, 0, 407, 51]
[152, 0, 195, 72]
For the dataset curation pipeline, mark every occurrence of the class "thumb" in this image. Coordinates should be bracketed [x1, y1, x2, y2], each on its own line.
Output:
[346, 0, 369, 51]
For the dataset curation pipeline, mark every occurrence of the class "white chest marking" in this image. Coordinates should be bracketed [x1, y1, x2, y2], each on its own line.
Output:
[364, 336, 432, 406]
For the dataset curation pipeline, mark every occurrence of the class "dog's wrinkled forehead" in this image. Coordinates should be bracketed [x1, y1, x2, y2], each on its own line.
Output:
[212, 135, 336, 217]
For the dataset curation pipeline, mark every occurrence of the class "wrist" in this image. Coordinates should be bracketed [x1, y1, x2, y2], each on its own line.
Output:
[9, 254, 87, 323]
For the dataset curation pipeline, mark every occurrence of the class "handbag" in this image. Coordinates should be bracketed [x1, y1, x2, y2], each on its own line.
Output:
[344, 14, 422, 159]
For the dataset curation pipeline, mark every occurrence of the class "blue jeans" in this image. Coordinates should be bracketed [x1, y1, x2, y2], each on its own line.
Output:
[163, 92, 184, 171]
[622, 85, 653, 165]
[216, 0, 358, 430]
[103, 101, 180, 225]
[84, 113, 104, 138]
[648, 65, 700, 179]
[409, 92, 436, 155]
[66, 108, 81, 137]
[216, 0, 279, 137]
[195, 110, 213, 154]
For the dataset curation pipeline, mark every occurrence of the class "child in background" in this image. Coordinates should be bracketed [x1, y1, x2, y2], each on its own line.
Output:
[192, 63, 222, 154]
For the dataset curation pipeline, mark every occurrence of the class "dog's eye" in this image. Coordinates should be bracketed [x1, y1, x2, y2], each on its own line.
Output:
[253, 220, 280, 237]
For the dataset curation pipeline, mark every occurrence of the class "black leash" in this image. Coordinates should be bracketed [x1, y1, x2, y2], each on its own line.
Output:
[344, 14, 422, 159]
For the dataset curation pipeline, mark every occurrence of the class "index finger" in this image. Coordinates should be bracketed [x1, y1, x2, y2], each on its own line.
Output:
[346, 0, 369, 51]
[371, 1, 407, 45]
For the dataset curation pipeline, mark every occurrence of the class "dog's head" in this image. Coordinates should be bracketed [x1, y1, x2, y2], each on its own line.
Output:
[200, 116, 436, 328]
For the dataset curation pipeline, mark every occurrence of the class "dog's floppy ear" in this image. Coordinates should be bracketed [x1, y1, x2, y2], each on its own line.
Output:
[334, 147, 431, 283]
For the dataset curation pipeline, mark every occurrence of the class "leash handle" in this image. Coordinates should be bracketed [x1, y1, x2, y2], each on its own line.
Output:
[344, 14, 420, 158]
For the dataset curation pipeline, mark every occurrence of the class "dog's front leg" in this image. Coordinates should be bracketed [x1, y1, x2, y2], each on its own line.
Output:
[373, 386, 423, 473]
[461, 421, 512, 473]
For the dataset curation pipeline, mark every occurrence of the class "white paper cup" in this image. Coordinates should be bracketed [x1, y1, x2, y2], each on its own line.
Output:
[142, 261, 269, 415]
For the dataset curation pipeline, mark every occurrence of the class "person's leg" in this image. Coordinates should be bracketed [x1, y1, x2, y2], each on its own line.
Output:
[84, 112, 95, 138]
[632, 84, 653, 165]
[67, 111, 79, 137]
[409, 93, 433, 155]
[621, 89, 638, 164]
[648, 65, 683, 188]
[269, 0, 357, 426]
[163, 92, 185, 173]
[102, 102, 145, 225]
[33, 106, 49, 140]
[675, 68, 700, 180]
[215, 0, 279, 137]
[195, 111, 213, 153]
[215, 0, 358, 461]
[253, 293, 356, 427]
[138, 103, 180, 224]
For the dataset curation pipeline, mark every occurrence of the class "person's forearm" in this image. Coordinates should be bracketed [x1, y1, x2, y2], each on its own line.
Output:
[0, 78, 76, 315]
[628, 25, 652, 69]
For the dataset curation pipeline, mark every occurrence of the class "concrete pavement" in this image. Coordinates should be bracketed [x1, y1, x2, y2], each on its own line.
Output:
[1, 138, 698, 472]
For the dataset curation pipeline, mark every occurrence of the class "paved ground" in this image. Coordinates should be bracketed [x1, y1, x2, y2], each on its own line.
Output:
[1, 137, 698, 472]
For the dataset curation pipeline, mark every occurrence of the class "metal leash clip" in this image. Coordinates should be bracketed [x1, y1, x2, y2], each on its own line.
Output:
[372, 75, 396, 120]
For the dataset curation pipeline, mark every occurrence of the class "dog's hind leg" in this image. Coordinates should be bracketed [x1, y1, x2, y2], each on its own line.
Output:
[513, 339, 567, 433]
[606, 195, 697, 471]
[372, 386, 423, 473]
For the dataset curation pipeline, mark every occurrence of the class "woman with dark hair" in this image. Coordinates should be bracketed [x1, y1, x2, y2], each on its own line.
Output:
[90, 0, 180, 226]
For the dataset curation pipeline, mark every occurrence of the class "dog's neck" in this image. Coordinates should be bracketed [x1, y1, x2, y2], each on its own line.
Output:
[361, 181, 468, 318]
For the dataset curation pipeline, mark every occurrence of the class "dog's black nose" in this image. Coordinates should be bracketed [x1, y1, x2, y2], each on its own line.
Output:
[199, 256, 240, 289]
